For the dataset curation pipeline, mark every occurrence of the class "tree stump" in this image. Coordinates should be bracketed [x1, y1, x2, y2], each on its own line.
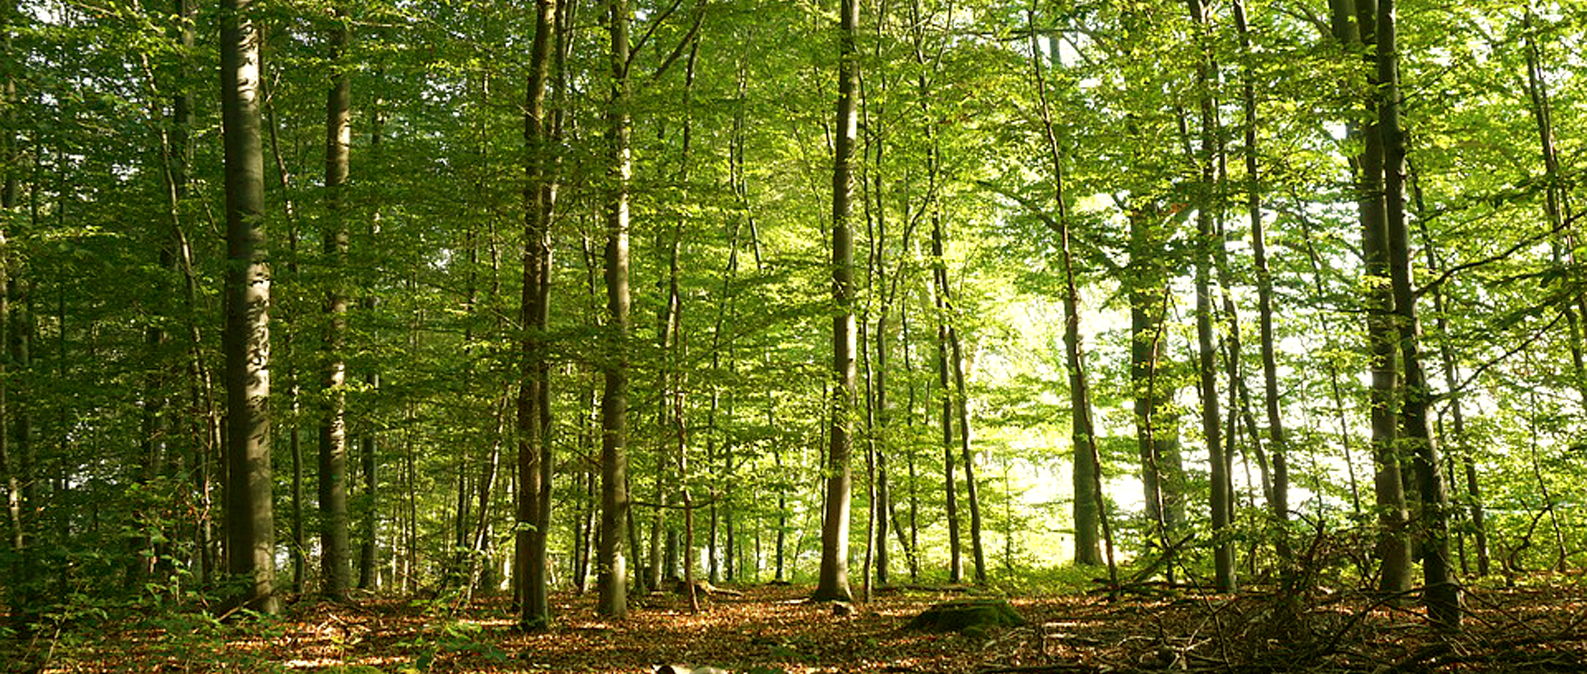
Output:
[904, 599, 1026, 633]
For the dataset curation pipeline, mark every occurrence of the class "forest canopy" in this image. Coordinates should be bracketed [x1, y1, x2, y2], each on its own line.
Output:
[2, 0, 1586, 645]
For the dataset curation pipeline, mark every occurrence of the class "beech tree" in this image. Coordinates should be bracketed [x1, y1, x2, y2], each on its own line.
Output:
[221, 0, 278, 614]
[813, 0, 859, 605]
[596, 0, 634, 619]
[318, 0, 352, 601]
[5, 0, 1587, 642]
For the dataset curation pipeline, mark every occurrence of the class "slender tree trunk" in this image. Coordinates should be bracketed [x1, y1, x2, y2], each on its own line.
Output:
[7, 272, 32, 614]
[930, 227, 961, 582]
[221, 0, 278, 613]
[357, 69, 387, 593]
[518, 0, 558, 630]
[1129, 213, 1174, 574]
[596, 0, 633, 619]
[262, 42, 303, 597]
[899, 304, 921, 581]
[1521, 10, 1587, 404]
[291, 425, 304, 592]
[871, 220, 893, 588]
[1296, 210, 1363, 518]
[1186, 0, 1234, 592]
[1406, 166, 1489, 587]
[150, 0, 221, 582]
[468, 394, 506, 596]
[1029, 7, 1113, 582]
[1233, 0, 1289, 557]
[1331, 0, 1412, 596]
[318, 3, 352, 600]
[949, 323, 984, 583]
[1377, 0, 1456, 629]
[812, 0, 858, 604]
[0, 11, 21, 613]
[774, 437, 786, 582]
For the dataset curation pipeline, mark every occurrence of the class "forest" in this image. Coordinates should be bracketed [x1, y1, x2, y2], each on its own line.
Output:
[2, 0, 1587, 671]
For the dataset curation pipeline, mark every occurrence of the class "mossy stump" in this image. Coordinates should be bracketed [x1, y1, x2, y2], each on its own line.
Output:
[904, 599, 1026, 633]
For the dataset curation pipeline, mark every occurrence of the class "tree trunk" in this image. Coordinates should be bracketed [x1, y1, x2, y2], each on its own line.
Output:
[357, 69, 388, 594]
[318, 3, 352, 601]
[1351, 0, 1415, 599]
[1185, 0, 1235, 593]
[774, 438, 786, 583]
[596, 0, 633, 619]
[221, 0, 278, 614]
[900, 304, 921, 582]
[812, 0, 858, 605]
[1296, 206, 1363, 518]
[1327, 0, 1410, 595]
[1128, 210, 1175, 574]
[0, 15, 21, 613]
[1410, 168, 1487, 584]
[517, 0, 558, 630]
[931, 224, 961, 582]
[949, 324, 984, 583]
[1028, 8, 1113, 582]
[1233, 0, 1289, 556]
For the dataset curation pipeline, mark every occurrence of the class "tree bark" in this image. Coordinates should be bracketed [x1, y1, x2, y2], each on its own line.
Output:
[221, 0, 278, 614]
[518, 0, 557, 630]
[930, 219, 961, 582]
[318, 3, 352, 601]
[0, 5, 22, 614]
[596, 0, 633, 619]
[1028, 6, 1113, 582]
[948, 317, 984, 583]
[356, 67, 388, 594]
[1186, 0, 1235, 593]
[1382, 23, 1460, 607]
[1233, 0, 1289, 557]
[1129, 209, 1175, 574]
[1327, 0, 1411, 596]
[812, 0, 858, 604]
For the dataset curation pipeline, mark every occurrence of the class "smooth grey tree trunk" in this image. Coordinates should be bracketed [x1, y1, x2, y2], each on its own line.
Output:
[221, 0, 278, 614]
[1028, 8, 1112, 580]
[1341, 0, 1414, 598]
[1233, 0, 1290, 558]
[596, 0, 633, 619]
[930, 222, 961, 582]
[518, 0, 557, 630]
[1185, 0, 1235, 593]
[812, 0, 858, 604]
[1377, 0, 1456, 629]
[318, 3, 352, 601]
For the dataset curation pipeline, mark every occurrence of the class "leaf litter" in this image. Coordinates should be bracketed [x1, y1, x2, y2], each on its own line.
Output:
[25, 581, 1587, 674]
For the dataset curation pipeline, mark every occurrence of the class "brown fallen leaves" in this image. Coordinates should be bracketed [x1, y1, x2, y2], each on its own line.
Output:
[28, 580, 1587, 674]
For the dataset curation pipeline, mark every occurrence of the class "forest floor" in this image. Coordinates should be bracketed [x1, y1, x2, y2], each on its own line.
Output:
[15, 579, 1587, 673]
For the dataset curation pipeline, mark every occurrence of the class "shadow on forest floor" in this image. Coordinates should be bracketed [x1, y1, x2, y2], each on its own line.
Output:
[11, 579, 1587, 673]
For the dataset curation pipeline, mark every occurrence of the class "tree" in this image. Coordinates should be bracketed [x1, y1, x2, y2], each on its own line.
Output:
[1028, 5, 1113, 582]
[318, 0, 352, 601]
[1374, 0, 1458, 630]
[517, 0, 558, 630]
[221, 0, 279, 615]
[813, 0, 859, 605]
[1331, 0, 1412, 597]
[596, 0, 633, 619]
[1186, 0, 1234, 593]
[1232, 0, 1289, 560]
